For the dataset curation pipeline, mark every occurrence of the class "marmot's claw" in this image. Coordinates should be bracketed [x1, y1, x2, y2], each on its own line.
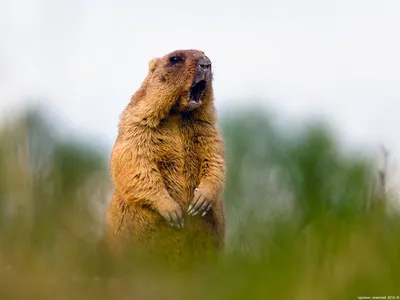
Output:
[169, 211, 184, 229]
[201, 203, 213, 217]
[188, 188, 214, 216]
[159, 202, 184, 229]
[172, 211, 184, 228]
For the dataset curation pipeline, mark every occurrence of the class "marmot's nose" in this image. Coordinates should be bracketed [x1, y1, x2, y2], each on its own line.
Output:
[198, 56, 211, 70]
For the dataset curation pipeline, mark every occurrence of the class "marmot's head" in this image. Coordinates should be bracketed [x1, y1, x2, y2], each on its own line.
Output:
[147, 49, 213, 112]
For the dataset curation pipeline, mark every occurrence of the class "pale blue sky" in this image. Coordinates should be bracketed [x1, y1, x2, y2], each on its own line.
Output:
[1, 0, 400, 161]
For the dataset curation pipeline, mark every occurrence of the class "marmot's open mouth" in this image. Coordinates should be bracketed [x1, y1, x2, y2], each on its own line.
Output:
[189, 80, 207, 103]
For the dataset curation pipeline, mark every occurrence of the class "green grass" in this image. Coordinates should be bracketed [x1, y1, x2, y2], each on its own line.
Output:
[0, 106, 399, 299]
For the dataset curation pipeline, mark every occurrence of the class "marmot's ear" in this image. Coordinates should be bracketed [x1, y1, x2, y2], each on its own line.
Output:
[148, 58, 159, 73]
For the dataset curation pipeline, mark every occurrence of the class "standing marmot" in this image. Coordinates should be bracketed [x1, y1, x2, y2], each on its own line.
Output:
[106, 49, 226, 260]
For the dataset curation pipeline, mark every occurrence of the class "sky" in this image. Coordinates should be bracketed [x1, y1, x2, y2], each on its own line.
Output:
[1, 0, 400, 165]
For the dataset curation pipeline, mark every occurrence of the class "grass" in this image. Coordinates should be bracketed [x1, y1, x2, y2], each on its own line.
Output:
[0, 106, 399, 299]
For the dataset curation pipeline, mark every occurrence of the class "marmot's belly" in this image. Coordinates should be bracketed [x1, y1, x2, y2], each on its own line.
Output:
[124, 204, 221, 251]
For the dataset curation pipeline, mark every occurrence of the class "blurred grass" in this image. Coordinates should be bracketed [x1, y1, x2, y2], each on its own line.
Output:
[0, 106, 399, 299]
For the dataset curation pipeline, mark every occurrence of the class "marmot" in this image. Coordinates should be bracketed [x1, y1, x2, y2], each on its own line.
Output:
[106, 49, 226, 260]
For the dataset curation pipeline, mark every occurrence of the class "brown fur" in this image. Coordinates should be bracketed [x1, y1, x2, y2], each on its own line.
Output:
[106, 49, 226, 260]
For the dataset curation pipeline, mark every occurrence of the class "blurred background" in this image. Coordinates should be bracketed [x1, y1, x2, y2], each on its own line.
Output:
[1, 0, 400, 299]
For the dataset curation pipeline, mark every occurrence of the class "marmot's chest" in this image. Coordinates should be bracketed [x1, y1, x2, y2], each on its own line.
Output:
[156, 123, 202, 171]
[155, 118, 204, 192]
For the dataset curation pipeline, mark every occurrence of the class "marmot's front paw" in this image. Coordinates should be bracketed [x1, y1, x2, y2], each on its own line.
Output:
[157, 198, 184, 229]
[187, 187, 215, 217]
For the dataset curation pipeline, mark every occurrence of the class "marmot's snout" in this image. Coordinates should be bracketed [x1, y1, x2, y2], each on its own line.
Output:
[195, 56, 212, 80]
[192, 55, 212, 89]
[198, 56, 211, 71]
[188, 56, 212, 110]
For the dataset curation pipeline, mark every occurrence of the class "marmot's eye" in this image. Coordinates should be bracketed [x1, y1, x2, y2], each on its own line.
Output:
[169, 56, 181, 64]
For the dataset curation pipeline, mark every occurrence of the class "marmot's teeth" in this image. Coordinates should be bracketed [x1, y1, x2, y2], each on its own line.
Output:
[190, 80, 206, 102]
